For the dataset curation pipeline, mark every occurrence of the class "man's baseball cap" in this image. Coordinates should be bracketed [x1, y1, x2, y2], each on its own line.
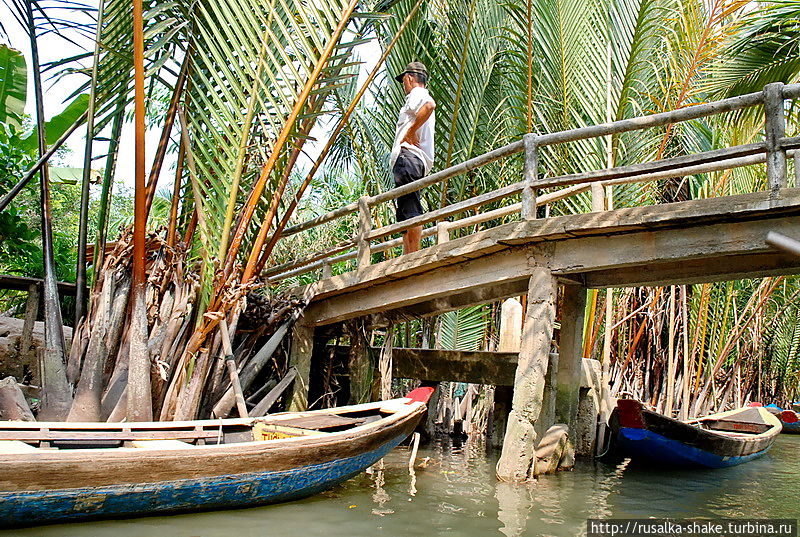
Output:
[395, 61, 428, 82]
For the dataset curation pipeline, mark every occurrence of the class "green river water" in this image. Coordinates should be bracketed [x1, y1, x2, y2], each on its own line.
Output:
[7, 435, 799, 536]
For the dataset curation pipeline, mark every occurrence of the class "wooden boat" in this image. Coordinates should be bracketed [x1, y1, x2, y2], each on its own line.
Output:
[764, 403, 800, 434]
[0, 387, 433, 527]
[608, 399, 781, 468]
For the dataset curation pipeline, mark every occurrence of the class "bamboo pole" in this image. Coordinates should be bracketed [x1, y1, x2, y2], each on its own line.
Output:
[220, 319, 247, 418]
[681, 285, 690, 420]
[665, 286, 676, 415]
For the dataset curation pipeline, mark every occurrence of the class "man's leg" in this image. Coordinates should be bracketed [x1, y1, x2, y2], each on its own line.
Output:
[403, 225, 422, 253]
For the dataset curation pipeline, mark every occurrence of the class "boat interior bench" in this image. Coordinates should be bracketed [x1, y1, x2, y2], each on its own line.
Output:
[0, 424, 255, 449]
[701, 419, 771, 434]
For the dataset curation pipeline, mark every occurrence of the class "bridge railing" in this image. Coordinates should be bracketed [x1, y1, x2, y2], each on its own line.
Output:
[266, 82, 800, 283]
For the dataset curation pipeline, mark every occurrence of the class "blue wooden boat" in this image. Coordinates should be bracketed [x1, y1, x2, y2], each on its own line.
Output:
[763, 403, 800, 434]
[608, 399, 781, 468]
[0, 388, 433, 527]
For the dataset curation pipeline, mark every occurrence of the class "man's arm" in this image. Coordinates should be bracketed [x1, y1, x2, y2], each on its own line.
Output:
[402, 101, 436, 146]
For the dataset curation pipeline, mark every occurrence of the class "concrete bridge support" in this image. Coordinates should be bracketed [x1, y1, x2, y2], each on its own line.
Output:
[496, 271, 587, 481]
[496, 268, 557, 481]
[490, 298, 522, 448]
[555, 283, 587, 438]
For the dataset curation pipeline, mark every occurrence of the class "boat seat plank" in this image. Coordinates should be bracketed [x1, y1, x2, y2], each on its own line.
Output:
[0, 430, 221, 443]
[252, 423, 328, 440]
[131, 440, 193, 449]
[0, 440, 37, 453]
[270, 414, 365, 430]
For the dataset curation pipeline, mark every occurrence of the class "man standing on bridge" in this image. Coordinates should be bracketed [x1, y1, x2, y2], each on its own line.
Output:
[391, 61, 436, 254]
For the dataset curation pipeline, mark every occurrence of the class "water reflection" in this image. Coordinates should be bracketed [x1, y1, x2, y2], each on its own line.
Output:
[5, 436, 798, 537]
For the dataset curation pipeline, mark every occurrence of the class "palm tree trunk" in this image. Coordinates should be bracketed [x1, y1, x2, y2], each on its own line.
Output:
[75, 0, 106, 325]
[25, 0, 73, 420]
[127, 0, 152, 421]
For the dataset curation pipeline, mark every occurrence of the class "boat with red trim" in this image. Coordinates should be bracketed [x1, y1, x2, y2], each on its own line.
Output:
[0, 387, 433, 527]
[763, 403, 800, 434]
[608, 399, 781, 468]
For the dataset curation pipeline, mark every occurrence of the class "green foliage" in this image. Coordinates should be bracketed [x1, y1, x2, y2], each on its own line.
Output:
[18, 93, 89, 152]
[438, 305, 489, 351]
[0, 45, 26, 129]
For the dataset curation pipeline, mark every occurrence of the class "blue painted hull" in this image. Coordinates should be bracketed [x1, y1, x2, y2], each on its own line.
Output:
[0, 431, 404, 527]
[781, 420, 800, 434]
[616, 427, 772, 469]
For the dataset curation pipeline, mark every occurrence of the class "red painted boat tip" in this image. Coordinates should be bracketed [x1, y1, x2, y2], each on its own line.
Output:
[747, 402, 763, 407]
[616, 399, 646, 429]
[780, 410, 798, 424]
[406, 387, 435, 404]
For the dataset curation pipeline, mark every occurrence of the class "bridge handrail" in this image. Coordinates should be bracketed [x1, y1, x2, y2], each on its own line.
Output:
[267, 82, 800, 282]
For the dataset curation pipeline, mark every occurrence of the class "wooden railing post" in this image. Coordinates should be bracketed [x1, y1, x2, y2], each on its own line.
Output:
[356, 196, 372, 270]
[764, 82, 787, 193]
[437, 221, 450, 244]
[590, 183, 606, 212]
[521, 133, 538, 220]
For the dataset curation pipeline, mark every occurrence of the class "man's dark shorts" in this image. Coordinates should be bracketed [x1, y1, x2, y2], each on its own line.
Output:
[392, 148, 425, 222]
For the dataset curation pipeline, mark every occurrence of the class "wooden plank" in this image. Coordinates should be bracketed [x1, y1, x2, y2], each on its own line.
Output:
[764, 82, 787, 192]
[0, 430, 221, 442]
[131, 440, 192, 449]
[0, 440, 37, 453]
[288, 322, 314, 412]
[0, 417, 254, 430]
[532, 143, 764, 190]
[389, 347, 518, 385]
[274, 414, 365, 430]
[0, 275, 76, 295]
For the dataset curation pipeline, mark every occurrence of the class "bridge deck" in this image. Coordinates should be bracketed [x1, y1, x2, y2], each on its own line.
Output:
[295, 189, 800, 326]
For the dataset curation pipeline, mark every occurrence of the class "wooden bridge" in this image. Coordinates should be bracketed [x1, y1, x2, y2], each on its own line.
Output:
[267, 82, 800, 480]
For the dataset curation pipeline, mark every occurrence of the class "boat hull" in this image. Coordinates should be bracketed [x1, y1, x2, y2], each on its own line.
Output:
[615, 427, 771, 468]
[780, 419, 800, 434]
[0, 429, 404, 526]
[609, 400, 780, 469]
[0, 397, 428, 527]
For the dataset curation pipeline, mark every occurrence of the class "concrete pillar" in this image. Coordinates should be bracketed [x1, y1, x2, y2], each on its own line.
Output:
[534, 423, 575, 474]
[535, 351, 559, 439]
[491, 298, 522, 449]
[288, 321, 314, 411]
[555, 283, 587, 439]
[575, 358, 602, 456]
[496, 268, 557, 481]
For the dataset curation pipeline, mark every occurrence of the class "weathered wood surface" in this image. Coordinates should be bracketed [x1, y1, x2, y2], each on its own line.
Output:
[249, 366, 298, 416]
[0, 400, 424, 491]
[391, 348, 518, 385]
[0, 275, 76, 295]
[288, 321, 314, 411]
[280, 84, 799, 242]
[296, 189, 800, 326]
